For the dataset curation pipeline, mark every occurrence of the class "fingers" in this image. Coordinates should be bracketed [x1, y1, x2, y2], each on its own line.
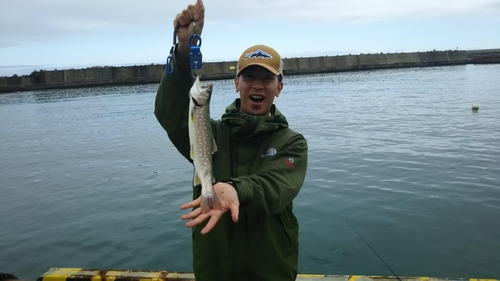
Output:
[230, 203, 239, 223]
[180, 7, 193, 26]
[180, 207, 237, 234]
[173, 1, 205, 28]
[180, 197, 201, 210]
[201, 214, 220, 235]
[180, 207, 203, 220]
[194, 0, 205, 29]
[172, 8, 193, 28]
[185, 212, 209, 228]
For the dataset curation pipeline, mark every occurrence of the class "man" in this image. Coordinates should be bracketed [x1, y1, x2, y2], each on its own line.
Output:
[154, 1, 308, 280]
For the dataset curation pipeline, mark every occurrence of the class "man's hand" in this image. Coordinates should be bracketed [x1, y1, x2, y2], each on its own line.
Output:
[173, 0, 205, 62]
[180, 182, 239, 234]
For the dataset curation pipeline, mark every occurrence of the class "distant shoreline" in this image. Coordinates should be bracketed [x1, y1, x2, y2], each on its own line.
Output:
[1, 48, 499, 94]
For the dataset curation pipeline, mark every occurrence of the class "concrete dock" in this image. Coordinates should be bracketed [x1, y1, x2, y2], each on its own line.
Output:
[2, 268, 492, 281]
[1, 49, 499, 94]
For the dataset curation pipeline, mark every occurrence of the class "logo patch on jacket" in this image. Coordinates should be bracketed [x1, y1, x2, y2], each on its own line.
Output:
[261, 147, 277, 158]
[285, 157, 295, 169]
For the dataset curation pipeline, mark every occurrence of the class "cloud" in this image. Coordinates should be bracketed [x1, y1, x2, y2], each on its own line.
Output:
[207, 0, 499, 23]
[0, 0, 168, 46]
[1, 0, 499, 47]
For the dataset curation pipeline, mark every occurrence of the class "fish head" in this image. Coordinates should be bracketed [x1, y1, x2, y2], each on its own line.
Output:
[190, 76, 213, 107]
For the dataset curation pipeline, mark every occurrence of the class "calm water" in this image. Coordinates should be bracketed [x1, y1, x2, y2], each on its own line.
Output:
[1, 65, 499, 279]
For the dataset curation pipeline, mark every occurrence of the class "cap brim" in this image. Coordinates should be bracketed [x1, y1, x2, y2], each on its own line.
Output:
[238, 63, 280, 76]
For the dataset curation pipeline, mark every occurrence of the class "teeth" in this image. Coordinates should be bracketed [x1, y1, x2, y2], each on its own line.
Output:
[250, 95, 263, 99]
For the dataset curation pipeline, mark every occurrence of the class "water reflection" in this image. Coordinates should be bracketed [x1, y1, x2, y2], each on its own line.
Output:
[1, 64, 500, 279]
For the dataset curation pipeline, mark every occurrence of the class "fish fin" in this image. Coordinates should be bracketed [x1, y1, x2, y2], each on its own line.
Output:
[193, 170, 201, 186]
[189, 106, 195, 160]
[202, 194, 214, 213]
[190, 108, 195, 122]
[211, 135, 218, 154]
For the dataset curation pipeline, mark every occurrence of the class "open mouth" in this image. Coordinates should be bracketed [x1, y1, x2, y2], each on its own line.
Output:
[249, 95, 264, 103]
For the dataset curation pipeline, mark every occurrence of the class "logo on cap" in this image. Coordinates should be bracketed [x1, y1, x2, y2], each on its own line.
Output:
[245, 49, 273, 60]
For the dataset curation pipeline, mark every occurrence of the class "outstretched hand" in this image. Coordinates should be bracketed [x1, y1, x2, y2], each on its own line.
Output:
[180, 182, 239, 234]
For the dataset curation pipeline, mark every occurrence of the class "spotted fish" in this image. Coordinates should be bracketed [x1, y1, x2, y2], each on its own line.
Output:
[188, 75, 217, 213]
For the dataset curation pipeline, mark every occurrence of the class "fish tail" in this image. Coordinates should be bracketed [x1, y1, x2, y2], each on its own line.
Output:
[201, 193, 215, 214]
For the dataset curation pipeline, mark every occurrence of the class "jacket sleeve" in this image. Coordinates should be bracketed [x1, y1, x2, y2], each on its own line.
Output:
[229, 134, 308, 215]
[154, 50, 194, 162]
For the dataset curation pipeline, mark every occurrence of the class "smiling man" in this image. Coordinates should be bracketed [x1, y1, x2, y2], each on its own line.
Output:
[235, 45, 284, 116]
[154, 1, 308, 280]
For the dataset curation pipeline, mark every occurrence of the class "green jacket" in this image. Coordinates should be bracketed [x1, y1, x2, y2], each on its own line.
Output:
[154, 53, 308, 281]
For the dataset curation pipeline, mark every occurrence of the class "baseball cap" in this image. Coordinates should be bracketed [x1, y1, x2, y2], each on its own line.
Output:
[236, 44, 284, 78]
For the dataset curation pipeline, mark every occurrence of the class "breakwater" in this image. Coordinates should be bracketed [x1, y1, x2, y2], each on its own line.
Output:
[1, 49, 499, 94]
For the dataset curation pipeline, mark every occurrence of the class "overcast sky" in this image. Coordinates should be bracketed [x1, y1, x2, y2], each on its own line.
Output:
[1, 0, 499, 76]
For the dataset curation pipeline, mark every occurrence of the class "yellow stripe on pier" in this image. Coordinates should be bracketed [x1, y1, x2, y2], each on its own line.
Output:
[36, 268, 500, 281]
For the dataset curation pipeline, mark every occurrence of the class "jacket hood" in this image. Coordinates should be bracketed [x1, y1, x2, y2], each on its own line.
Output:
[221, 99, 289, 138]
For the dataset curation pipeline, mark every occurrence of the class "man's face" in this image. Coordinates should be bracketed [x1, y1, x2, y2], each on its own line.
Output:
[234, 65, 283, 116]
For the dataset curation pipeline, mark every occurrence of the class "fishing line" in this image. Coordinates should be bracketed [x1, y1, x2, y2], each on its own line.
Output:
[343, 218, 402, 281]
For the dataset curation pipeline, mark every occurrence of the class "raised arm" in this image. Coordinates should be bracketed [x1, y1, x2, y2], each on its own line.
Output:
[154, 57, 193, 160]
[154, 0, 206, 160]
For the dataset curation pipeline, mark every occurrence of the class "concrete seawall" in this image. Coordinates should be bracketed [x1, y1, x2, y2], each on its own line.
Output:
[1, 49, 499, 94]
